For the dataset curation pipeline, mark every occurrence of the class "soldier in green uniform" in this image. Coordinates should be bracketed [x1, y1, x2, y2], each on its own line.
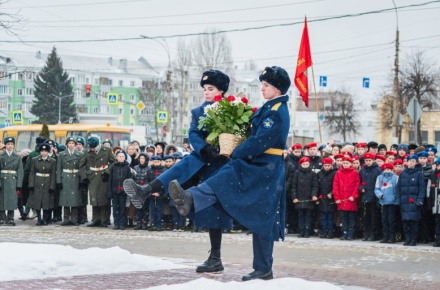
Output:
[23, 136, 47, 219]
[79, 137, 115, 227]
[0, 137, 24, 226]
[57, 137, 83, 226]
[46, 139, 62, 222]
[28, 143, 57, 226]
[75, 137, 88, 224]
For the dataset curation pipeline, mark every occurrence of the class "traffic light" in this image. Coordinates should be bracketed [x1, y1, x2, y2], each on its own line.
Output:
[85, 84, 91, 97]
[162, 125, 167, 138]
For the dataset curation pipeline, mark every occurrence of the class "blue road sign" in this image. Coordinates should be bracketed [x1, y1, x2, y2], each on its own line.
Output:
[319, 76, 327, 87]
[362, 78, 370, 88]
[107, 93, 118, 105]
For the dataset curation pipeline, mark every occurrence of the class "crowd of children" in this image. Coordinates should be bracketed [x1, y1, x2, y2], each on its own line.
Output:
[284, 141, 440, 247]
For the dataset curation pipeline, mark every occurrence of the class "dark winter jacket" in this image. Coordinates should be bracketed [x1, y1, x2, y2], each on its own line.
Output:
[428, 170, 440, 214]
[129, 154, 139, 168]
[292, 167, 318, 210]
[359, 162, 382, 203]
[333, 167, 360, 212]
[396, 165, 425, 221]
[133, 163, 153, 185]
[317, 168, 336, 212]
[107, 161, 132, 198]
[286, 154, 301, 172]
[421, 163, 433, 210]
[148, 165, 166, 199]
[309, 155, 322, 173]
[284, 159, 295, 200]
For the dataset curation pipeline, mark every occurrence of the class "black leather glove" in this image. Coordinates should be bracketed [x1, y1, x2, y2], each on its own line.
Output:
[81, 178, 90, 185]
[16, 187, 22, 190]
[202, 145, 220, 160]
[49, 189, 55, 195]
[102, 173, 109, 182]
[57, 183, 63, 190]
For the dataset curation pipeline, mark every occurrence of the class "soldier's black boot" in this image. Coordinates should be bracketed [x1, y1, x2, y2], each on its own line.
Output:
[36, 210, 43, 226]
[18, 207, 26, 221]
[123, 179, 152, 209]
[196, 250, 224, 273]
[169, 180, 194, 216]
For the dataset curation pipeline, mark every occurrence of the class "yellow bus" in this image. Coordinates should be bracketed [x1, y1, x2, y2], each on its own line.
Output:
[0, 124, 131, 152]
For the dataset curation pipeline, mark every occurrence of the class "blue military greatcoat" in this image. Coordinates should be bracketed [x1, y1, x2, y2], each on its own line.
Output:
[158, 101, 232, 229]
[204, 95, 290, 240]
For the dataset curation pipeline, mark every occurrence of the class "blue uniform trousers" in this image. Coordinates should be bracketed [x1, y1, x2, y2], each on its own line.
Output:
[321, 211, 334, 232]
[149, 198, 164, 228]
[188, 183, 275, 272]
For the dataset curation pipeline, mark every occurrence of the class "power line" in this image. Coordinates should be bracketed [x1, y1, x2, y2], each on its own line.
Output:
[3, 0, 156, 9]
[2, 0, 438, 43]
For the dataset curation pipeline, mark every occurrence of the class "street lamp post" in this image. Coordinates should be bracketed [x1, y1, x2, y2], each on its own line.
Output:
[54, 93, 73, 124]
[139, 35, 173, 143]
[392, 0, 400, 143]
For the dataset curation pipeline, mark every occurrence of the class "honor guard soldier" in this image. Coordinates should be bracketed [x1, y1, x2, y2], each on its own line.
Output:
[28, 143, 57, 226]
[79, 137, 115, 227]
[75, 137, 88, 224]
[0, 137, 24, 226]
[57, 137, 84, 226]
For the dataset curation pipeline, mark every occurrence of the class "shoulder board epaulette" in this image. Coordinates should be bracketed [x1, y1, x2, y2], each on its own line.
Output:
[272, 102, 282, 111]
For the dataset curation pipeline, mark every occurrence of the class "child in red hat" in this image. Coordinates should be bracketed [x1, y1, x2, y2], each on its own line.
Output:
[317, 157, 336, 238]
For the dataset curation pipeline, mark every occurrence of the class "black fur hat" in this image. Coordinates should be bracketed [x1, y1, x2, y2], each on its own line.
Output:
[200, 70, 230, 93]
[259, 66, 291, 95]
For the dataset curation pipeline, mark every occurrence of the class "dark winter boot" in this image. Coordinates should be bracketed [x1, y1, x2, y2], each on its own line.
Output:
[402, 222, 411, 246]
[36, 210, 43, 226]
[196, 250, 224, 273]
[327, 231, 334, 239]
[320, 231, 327, 239]
[18, 207, 26, 221]
[128, 218, 134, 227]
[123, 179, 152, 209]
[168, 180, 193, 216]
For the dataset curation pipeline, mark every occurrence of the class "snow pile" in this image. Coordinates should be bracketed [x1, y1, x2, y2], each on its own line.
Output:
[0, 242, 187, 281]
[145, 277, 342, 290]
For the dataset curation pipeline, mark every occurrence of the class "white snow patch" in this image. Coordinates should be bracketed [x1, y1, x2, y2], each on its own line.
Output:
[144, 277, 342, 290]
[0, 242, 188, 281]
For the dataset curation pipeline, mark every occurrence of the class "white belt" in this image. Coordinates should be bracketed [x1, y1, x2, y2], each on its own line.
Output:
[36, 173, 50, 177]
[90, 165, 108, 171]
[1, 170, 17, 174]
[63, 169, 79, 173]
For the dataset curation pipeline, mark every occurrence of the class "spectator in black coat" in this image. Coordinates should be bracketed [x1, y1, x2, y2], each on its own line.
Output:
[417, 151, 434, 244]
[359, 152, 382, 241]
[284, 150, 296, 234]
[292, 157, 318, 238]
[317, 158, 336, 238]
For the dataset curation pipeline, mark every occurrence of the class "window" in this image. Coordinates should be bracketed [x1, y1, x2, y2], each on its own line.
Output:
[17, 104, 22, 110]
[94, 79, 99, 85]
[118, 80, 123, 86]
[86, 78, 89, 84]
[101, 105, 107, 113]
[77, 75, 86, 83]
[18, 73, 24, 80]
[130, 81, 135, 87]
[408, 130, 428, 144]
[130, 94, 135, 101]
[303, 130, 310, 137]
[119, 94, 123, 101]
[17, 89, 23, 96]
[94, 93, 99, 99]
[435, 132, 440, 151]
[71, 77, 76, 84]
[118, 108, 123, 114]
[0, 86, 7, 94]
[130, 109, 134, 115]
[93, 107, 98, 113]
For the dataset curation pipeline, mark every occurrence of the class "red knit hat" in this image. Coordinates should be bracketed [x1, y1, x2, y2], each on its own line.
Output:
[343, 156, 353, 163]
[375, 155, 386, 162]
[299, 157, 310, 164]
[385, 151, 397, 156]
[352, 156, 360, 161]
[291, 143, 302, 150]
[355, 142, 367, 148]
[334, 154, 344, 160]
[342, 152, 353, 158]
[322, 157, 333, 165]
[393, 159, 403, 165]
[381, 163, 394, 170]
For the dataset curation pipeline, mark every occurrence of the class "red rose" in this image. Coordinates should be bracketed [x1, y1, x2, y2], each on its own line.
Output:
[409, 197, 414, 203]
[437, 173, 440, 177]
[241, 97, 248, 104]
[155, 171, 160, 176]
[140, 180, 145, 185]
[383, 182, 387, 186]
[227, 95, 236, 102]
[361, 182, 366, 186]
[214, 95, 222, 102]
[252, 107, 258, 113]
[118, 186, 123, 191]
[102, 165, 106, 168]
[319, 194, 323, 199]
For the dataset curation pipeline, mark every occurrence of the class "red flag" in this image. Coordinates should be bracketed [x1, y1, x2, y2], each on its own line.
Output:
[295, 17, 313, 107]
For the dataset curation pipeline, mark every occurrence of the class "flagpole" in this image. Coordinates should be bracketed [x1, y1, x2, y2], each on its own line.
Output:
[310, 65, 323, 144]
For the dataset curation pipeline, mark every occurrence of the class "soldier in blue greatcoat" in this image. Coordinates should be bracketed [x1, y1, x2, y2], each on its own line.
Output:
[168, 66, 291, 281]
[124, 69, 232, 272]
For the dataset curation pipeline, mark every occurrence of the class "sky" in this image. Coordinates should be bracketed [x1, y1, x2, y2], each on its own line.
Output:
[0, 242, 342, 289]
[0, 0, 439, 100]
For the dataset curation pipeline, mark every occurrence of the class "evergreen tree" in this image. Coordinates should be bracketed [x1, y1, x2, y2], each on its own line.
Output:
[39, 118, 50, 139]
[31, 47, 76, 124]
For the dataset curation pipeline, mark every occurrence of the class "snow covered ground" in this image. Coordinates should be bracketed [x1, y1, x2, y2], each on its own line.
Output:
[0, 242, 342, 289]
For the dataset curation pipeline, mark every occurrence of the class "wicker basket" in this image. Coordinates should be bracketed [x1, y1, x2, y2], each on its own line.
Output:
[218, 133, 245, 157]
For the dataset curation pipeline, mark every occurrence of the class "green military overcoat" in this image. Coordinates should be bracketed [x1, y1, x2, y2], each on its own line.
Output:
[0, 151, 24, 210]
[79, 146, 115, 207]
[57, 149, 83, 207]
[28, 156, 57, 210]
